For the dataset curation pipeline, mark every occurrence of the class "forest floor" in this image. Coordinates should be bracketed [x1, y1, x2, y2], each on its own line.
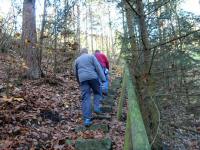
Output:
[0, 53, 125, 150]
[157, 95, 200, 149]
[151, 67, 200, 149]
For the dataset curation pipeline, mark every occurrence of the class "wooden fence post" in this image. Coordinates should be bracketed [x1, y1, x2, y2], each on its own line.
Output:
[117, 68, 127, 121]
[124, 110, 133, 150]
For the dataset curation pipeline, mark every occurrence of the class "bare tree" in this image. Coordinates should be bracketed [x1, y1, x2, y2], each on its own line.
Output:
[21, 0, 41, 79]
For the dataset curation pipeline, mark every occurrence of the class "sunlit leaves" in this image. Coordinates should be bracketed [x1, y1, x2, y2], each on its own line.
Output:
[0, 96, 24, 102]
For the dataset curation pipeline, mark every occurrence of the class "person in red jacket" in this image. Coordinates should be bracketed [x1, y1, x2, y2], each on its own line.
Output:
[94, 50, 109, 70]
[94, 50, 109, 95]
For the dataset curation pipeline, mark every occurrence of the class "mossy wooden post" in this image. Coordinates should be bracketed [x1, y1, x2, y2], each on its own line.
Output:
[124, 65, 151, 150]
[117, 68, 127, 121]
[124, 110, 133, 150]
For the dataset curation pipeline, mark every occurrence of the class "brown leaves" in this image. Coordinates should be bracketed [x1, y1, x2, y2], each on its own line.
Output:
[0, 61, 126, 149]
[0, 140, 13, 149]
[77, 130, 104, 139]
[8, 126, 28, 136]
[0, 71, 82, 149]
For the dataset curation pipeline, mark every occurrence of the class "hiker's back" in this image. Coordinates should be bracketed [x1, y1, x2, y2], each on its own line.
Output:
[76, 54, 98, 82]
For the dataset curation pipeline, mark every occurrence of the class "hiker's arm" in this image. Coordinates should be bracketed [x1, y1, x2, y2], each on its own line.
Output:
[73, 61, 80, 84]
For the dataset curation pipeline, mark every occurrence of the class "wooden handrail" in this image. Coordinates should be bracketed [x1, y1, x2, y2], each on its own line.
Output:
[117, 64, 151, 150]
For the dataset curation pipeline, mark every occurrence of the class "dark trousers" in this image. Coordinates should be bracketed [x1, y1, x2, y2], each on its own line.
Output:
[80, 78, 102, 119]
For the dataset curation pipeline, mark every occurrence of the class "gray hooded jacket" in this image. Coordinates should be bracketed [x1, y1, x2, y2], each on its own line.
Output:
[74, 53, 106, 83]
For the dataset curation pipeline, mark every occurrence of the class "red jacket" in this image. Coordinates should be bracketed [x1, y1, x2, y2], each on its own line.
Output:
[95, 52, 109, 70]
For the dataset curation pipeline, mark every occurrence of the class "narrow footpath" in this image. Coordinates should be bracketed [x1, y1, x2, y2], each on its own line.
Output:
[69, 76, 125, 150]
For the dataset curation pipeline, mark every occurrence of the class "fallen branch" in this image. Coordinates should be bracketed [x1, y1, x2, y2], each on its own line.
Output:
[170, 123, 200, 135]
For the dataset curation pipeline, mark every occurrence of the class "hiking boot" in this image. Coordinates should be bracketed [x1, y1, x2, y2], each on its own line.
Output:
[84, 119, 92, 127]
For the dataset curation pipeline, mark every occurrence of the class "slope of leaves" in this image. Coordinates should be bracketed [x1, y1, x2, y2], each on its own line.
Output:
[0, 53, 125, 150]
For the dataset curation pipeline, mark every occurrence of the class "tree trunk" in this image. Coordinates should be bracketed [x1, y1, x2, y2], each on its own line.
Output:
[89, 1, 94, 52]
[108, 7, 114, 59]
[53, 0, 58, 76]
[22, 0, 41, 79]
[85, 4, 88, 47]
[154, 0, 162, 43]
[76, 4, 80, 51]
[106, 36, 110, 59]
[64, 0, 69, 45]
[124, 0, 138, 64]
[136, 0, 151, 73]
[39, 0, 47, 67]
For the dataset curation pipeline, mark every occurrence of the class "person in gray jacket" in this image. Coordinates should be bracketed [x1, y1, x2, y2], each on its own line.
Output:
[74, 48, 106, 126]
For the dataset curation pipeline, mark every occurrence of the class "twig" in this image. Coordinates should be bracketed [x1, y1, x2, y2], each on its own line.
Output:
[148, 47, 157, 74]
[170, 124, 200, 135]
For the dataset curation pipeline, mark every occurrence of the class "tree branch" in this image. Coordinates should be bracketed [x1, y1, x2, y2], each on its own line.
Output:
[125, 0, 140, 17]
[148, 29, 200, 74]
[150, 29, 200, 50]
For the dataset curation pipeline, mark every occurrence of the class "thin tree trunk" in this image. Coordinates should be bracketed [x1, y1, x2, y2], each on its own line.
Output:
[124, 0, 138, 64]
[53, 1, 58, 76]
[154, 0, 162, 43]
[64, 0, 69, 44]
[85, 5, 88, 47]
[136, 0, 151, 73]
[89, 1, 94, 52]
[72, 5, 76, 42]
[169, 3, 183, 50]
[39, 0, 47, 68]
[76, 4, 80, 51]
[106, 36, 110, 59]
[108, 7, 114, 59]
[99, 14, 104, 50]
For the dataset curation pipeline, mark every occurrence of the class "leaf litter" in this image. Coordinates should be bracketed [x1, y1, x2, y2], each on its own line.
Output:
[0, 57, 125, 150]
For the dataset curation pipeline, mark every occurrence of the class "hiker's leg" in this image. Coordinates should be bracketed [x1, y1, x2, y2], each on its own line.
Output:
[89, 78, 102, 111]
[80, 80, 92, 119]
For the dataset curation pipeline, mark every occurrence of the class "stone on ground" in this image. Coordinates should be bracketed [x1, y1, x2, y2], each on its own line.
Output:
[92, 114, 111, 120]
[102, 96, 115, 106]
[101, 105, 112, 113]
[75, 138, 112, 150]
